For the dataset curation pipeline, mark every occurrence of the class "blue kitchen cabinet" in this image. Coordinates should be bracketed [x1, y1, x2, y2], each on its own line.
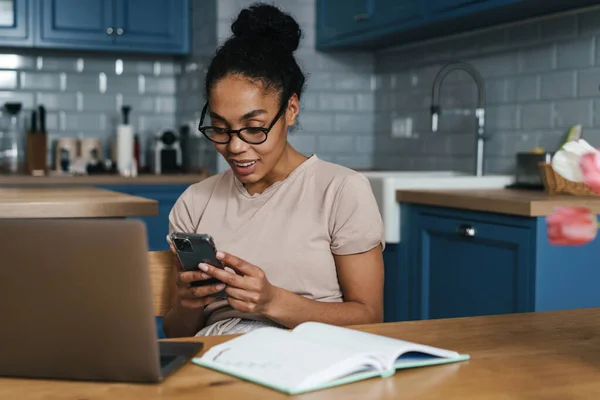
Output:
[427, 0, 513, 14]
[35, 0, 189, 54]
[317, 0, 600, 50]
[397, 204, 600, 322]
[371, 0, 423, 31]
[113, 0, 189, 54]
[316, 0, 375, 45]
[0, 0, 33, 46]
[409, 208, 533, 320]
[98, 184, 189, 251]
[38, 0, 115, 47]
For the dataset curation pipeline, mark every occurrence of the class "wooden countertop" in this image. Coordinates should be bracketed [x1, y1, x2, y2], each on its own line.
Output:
[0, 187, 158, 218]
[0, 172, 208, 186]
[1, 308, 599, 399]
[397, 188, 600, 216]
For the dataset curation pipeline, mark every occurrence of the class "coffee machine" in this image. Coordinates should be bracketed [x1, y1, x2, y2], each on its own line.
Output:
[148, 129, 182, 174]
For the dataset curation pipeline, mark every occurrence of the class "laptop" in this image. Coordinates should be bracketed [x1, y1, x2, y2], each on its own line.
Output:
[0, 218, 203, 383]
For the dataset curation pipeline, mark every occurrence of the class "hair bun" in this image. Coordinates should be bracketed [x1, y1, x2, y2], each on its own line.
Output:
[231, 3, 301, 54]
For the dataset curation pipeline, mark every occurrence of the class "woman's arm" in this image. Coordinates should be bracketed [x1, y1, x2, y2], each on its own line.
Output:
[264, 245, 384, 328]
[200, 246, 384, 329]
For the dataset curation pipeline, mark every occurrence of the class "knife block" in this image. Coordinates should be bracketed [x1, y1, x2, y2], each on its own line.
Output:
[26, 131, 47, 175]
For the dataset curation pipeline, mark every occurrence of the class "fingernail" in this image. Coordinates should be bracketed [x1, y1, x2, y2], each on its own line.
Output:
[198, 263, 209, 272]
[166, 235, 172, 244]
[216, 251, 224, 259]
[215, 284, 226, 291]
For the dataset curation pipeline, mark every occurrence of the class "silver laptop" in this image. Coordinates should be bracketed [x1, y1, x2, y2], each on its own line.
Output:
[0, 218, 203, 383]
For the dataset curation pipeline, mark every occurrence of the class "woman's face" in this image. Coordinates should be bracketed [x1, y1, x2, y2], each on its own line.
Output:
[208, 75, 298, 186]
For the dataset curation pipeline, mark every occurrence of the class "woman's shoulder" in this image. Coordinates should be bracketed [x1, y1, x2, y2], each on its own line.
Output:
[310, 156, 372, 191]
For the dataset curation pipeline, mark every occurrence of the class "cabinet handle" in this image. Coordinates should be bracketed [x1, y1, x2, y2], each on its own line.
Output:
[457, 224, 476, 237]
[354, 13, 369, 22]
[116, 28, 124, 36]
[106, 27, 114, 35]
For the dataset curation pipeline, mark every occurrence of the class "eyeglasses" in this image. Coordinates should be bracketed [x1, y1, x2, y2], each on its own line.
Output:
[198, 101, 287, 145]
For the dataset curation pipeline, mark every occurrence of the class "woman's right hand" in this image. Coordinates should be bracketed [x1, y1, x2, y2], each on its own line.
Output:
[169, 243, 225, 309]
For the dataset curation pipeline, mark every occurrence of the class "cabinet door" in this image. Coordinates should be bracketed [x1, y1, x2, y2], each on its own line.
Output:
[113, 0, 189, 54]
[0, 0, 32, 45]
[427, 0, 520, 15]
[372, 0, 423, 29]
[412, 213, 533, 320]
[317, 0, 374, 42]
[38, 0, 115, 47]
[428, 0, 488, 13]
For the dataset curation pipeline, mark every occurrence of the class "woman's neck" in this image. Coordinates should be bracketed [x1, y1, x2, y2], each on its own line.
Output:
[245, 145, 308, 196]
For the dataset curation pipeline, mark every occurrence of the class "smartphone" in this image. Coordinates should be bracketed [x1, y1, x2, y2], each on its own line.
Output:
[170, 232, 227, 298]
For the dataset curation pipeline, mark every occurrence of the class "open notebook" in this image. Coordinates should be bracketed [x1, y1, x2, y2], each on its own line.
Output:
[193, 322, 470, 395]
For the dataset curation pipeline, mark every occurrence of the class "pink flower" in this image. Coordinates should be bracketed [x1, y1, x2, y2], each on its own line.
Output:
[547, 207, 598, 246]
[579, 151, 600, 194]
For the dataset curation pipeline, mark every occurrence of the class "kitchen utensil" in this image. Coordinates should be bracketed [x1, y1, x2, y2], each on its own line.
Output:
[26, 105, 48, 175]
[116, 105, 135, 176]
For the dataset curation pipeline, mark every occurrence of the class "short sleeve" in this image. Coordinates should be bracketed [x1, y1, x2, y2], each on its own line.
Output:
[329, 173, 385, 255]
[168, 187, 197, 235]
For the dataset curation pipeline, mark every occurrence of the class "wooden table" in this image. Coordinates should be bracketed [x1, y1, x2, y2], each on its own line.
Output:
[0, 172, 208, 186]
[1, 308, 599, 399]
[0, 187, 158, 218]
[396, 188, 600, 216]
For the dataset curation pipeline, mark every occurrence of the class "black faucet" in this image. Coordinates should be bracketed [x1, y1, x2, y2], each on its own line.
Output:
[431, 61, 487, 177]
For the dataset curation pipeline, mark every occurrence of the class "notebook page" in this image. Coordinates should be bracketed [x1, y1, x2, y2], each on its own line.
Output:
[197, 327, 382, 391]
[293, 322, 460, 369]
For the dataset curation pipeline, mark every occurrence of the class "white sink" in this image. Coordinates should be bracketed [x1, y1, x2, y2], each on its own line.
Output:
[363, 172, 515, 244]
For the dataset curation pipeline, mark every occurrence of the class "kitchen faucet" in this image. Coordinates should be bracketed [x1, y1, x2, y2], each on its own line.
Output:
[430, 61, 487, 177]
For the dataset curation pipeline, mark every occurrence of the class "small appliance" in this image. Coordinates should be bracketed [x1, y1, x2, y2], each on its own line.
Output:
[508, 152, 553, 190]
[148, 129, 182, 174]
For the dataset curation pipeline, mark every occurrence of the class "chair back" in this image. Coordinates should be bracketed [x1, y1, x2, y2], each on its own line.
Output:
[148, 250, 175, 317]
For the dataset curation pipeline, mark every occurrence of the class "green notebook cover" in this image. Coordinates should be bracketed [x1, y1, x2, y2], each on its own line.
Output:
[192, 322, 470, 395]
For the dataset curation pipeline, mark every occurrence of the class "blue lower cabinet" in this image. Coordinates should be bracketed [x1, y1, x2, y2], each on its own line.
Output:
[97, 184, 189, 251]
[391, 204, 600, 322]
[97, 184, 189, 340]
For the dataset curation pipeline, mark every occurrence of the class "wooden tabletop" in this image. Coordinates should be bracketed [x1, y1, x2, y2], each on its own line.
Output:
[0, 187, 158, 218]
[0, 172, 208, 186]
[1, 308, 600, 399]
[397, 188, 600, 216]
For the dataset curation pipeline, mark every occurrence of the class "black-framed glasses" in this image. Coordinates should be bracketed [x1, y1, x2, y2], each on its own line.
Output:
[198, 100, 287, 145]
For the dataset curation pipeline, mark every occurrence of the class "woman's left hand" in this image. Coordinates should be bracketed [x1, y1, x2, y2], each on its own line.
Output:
[198, 251, 279, 314]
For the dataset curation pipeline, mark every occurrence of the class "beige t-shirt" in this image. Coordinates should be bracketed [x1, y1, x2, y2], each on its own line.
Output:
[168, 155, 385, 326]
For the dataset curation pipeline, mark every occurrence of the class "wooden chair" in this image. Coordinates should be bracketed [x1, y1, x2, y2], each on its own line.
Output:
[148, 250, 176, 318]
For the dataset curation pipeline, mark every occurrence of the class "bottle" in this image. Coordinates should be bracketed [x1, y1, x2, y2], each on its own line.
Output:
[0, 102, 23, 174]
[133, 133, 141, 173]
[116, 105, 134, 176]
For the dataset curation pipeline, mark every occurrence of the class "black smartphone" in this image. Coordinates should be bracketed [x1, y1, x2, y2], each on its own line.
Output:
[170, 232, 227, 298]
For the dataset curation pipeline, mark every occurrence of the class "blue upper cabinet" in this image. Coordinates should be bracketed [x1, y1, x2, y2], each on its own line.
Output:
[34, 0, 189, 55]
[0, 0, 33, 46]
[317, 0, 600, 50]
[113, 0, 189, 54]
[316, 0, 374, 45]
[38, 0, 114, 47]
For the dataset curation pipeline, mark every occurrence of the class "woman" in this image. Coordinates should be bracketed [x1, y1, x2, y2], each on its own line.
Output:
[163, 2, 385, 338]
